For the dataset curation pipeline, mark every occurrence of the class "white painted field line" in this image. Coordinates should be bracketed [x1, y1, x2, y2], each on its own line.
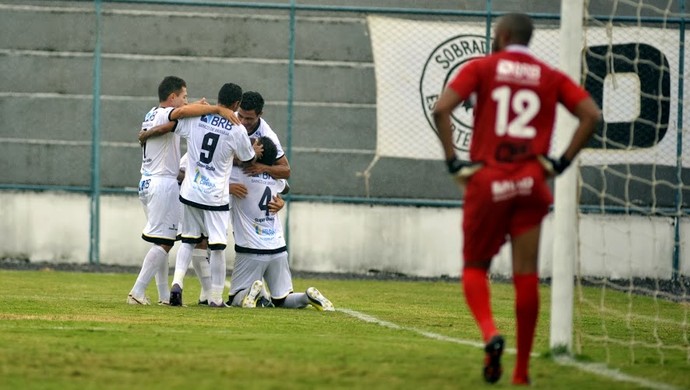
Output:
[553, 356, 678, 390]
[338, 307, 484, 349]
[338, 307, 679, 390]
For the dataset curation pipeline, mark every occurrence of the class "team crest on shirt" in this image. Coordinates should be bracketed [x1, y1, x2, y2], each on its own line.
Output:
[420, 34, 490, 153]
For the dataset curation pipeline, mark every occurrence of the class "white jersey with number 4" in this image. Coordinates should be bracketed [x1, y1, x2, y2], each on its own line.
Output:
[175, 113, 255, 210]
[230, 166, 287, 252]
[140, 106, 180, 178]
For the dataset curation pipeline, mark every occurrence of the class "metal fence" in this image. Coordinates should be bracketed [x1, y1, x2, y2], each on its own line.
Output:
[0, 0, 687, 264]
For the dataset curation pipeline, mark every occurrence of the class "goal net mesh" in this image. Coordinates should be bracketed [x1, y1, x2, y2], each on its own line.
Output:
[574, 0, 689, 370]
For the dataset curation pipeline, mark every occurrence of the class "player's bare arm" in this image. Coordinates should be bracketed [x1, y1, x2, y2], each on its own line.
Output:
[229, 183, 248, 199]
[169, 103, 240, 125]
[432, 89, 482, 184]
[238, 154, 257, 169]
[252, 139, 264, 158]
[215, 106, 241, 125]
[243, 155, 290, 179]
[267, 181, 290, 213]
[138, 121, 176, 144]
[539, 97, 601, 176]
[562, 97, 601, 161]
[274, 156, 291, 179]
[140, 103, 242, 144]
[267, 194, 285, 214]
[432, 88, 464, 161]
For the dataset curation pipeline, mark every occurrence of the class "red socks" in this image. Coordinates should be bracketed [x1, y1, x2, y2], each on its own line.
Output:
[462, 267, 498, 343]
[463, 268, 539, 384]
[513, 273, 539, 383]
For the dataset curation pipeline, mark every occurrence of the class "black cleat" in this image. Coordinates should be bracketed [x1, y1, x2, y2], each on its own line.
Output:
[483, 335, 505, 384]
[169, 284, 183, 307]
[256, 296, 274, 308]
[197, 299, 208, 306]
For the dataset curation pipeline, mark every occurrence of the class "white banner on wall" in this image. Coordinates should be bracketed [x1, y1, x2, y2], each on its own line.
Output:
[368, 15, 689, 167]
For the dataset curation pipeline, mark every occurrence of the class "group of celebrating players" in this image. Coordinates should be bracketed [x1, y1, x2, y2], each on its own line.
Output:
[127, 78, 334, 312]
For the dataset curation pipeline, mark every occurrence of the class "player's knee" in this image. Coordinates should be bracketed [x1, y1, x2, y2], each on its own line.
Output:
[464, 261, 491, 271]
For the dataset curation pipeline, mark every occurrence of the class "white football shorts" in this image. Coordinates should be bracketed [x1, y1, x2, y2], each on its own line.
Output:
[178, 205, 230, 249]
[138, 176, 180, 244]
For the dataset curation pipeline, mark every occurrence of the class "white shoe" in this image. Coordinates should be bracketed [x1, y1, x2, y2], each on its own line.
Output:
[306, 287, 334, 311]
[241, 280, 264, 308]
[127, 294, 151, 305]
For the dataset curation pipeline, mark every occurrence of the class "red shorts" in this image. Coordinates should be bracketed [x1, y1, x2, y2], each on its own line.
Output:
[462, 161, 552, 263]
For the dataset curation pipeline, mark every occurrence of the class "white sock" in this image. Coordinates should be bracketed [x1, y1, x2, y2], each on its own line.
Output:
[191, 249, 211, 300]
[282, 293, 309, 309]
[209, 249, 226, 303]
[131, 245, 166, 298]
[260, 284, 271, 300]
[172, 242, 194, 289]
[155, 248, 170, 302]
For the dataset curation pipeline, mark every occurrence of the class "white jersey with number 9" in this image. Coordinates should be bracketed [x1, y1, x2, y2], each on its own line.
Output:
[175, 113, 255, 209]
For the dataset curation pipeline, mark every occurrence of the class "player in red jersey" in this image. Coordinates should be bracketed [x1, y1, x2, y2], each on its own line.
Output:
[433, 13, 600, 385]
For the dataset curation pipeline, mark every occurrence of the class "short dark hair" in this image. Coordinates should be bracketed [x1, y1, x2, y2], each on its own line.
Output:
[240, 91, 265, 114]
[217, 83, 243, 107]
[502, 13, 533, 45]
[158, 76, 186, 102]
[256, 136, 278, 166]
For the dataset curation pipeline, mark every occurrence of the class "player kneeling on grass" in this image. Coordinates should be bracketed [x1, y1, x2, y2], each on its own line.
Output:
[226, 136, 334, 311]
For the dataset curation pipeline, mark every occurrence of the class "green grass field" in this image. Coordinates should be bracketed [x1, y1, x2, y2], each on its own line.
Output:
[0, 269, 687, 389]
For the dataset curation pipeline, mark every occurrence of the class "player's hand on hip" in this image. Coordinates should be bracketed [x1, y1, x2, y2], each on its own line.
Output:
[537, 155, 571, 177]
[229, 183, 248, 199]
[446, 156, 482, 186]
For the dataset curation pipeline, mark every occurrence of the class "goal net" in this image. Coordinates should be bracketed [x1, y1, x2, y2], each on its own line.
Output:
[565, 0, 690, 377]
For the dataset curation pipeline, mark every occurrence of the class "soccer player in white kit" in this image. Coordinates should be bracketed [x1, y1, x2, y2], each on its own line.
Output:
[177, 153, 214, 305]
[127, 76, 188, 305]
[229, 91, 291, 303]
[169, 83, 256, 307]
[236, 91, 291, 180]
[226, 136, 334, 311]
[128, 76, 240, 305]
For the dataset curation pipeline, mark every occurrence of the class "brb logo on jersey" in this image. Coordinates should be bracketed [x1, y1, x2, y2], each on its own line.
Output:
[200, 114, 235, 131]
[420, 35, 489, 153]
[144, 109, 157, 122]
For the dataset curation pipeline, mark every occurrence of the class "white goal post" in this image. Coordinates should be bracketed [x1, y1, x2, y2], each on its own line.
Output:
[549, 0, 585, 353]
